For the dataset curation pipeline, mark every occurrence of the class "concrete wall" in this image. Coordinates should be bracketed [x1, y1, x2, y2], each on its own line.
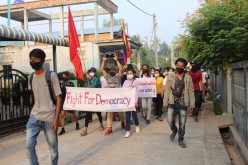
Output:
[0, 42, 100, 74]
[232, 61, 248, 149]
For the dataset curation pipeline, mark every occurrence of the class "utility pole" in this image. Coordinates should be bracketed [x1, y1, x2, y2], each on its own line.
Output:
[153, 14, 158, 66]
[7, 0, 11, 26]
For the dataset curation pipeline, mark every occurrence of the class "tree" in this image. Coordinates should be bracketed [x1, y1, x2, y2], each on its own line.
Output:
[182, 0, 248, 69]
[131, 34, 171, 68]
[103, 18, 123, 27]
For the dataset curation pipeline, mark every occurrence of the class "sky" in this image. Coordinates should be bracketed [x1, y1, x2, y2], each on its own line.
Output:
[0, 0, 200, 45]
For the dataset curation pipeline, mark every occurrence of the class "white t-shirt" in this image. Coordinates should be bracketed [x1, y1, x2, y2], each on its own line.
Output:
[100, 76, 108, 88]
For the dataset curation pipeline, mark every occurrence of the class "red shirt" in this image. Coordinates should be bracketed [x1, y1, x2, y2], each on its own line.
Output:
[189, 71, 202, 90]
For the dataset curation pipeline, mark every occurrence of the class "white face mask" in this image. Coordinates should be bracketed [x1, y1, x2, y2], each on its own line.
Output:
[89, 72, 95, 77]
[168, 72, 173, 74]
[154, 74, 159, 77]
[151, 71, 155, 74]
[127, 75, 134, 80]
[123, 72, 127, 75]
[163, 72, 168, 76]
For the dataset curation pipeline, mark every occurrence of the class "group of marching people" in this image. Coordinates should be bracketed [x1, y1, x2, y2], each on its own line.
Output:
[58, 53, 209, 146]
[26, 48, 209, 165]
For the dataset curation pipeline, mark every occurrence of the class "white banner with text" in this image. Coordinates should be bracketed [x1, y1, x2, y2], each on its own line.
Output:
[136, 78, 156, 98]
[63, 87, 136, 112]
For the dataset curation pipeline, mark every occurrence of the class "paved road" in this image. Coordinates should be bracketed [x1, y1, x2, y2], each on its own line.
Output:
[0, 101, 232, 165]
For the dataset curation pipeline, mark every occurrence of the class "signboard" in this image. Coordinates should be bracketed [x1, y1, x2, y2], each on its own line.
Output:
[136, 78, 156, 98]
[63, 87, 136, 112]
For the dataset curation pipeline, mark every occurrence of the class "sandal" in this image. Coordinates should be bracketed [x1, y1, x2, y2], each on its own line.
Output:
[99, 125, 104, 131]
[178, 141, 187, 148]
[80, 131, 88, 136]
[158, 117, 163, 121]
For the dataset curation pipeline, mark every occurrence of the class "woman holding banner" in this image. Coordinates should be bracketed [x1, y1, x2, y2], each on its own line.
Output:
[140, 68, 153, 124]
[80, 67, 104, 136]
[122, 69, 140, 138]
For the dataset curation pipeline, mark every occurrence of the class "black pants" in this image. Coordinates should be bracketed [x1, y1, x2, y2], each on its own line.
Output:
[154, 94, 163, 117]
[194, 90, 202, 117]
[85, 112, 102, 127]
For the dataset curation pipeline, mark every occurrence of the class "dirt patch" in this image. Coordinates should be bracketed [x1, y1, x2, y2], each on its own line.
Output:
[220, 128, 245, 165]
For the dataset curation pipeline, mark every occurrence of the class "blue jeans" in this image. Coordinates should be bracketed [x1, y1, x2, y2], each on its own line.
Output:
[26, 117, 58, 165]
[125, 110, 139, 131]
[167, 104, 187, 141]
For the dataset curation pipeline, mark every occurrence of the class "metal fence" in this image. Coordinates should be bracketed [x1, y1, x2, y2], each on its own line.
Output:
[232, 61, 248, 149]
[0, 69, 32, 135]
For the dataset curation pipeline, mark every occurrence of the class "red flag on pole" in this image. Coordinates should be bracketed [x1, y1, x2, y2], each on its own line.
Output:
[68, 7, 84, 80]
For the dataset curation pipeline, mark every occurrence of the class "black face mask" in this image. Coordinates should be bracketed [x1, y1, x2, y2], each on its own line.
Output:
[176, 67, 184, 74]
[109, 72, 116, 76]
[30, 61, 43, 70]
[62, 77, 68, 81]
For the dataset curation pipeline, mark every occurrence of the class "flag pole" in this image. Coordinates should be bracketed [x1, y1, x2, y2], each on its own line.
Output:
[7, 0, 11, 26]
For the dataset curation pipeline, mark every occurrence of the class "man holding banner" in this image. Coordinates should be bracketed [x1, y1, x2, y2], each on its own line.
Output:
[101, 53, 125, 135]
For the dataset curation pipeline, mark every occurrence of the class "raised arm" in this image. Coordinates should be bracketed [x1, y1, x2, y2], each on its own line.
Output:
[101, 54, 108, 78]
[113, 53, 122, 77]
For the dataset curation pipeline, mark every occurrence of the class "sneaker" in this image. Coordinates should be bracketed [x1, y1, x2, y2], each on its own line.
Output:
[135, 126, 140, 133]
[178, 140, 187, 148]
[105, 129, 112, 136]
[76, 123, 80, 130]
[121, 121, 125, 129]
[194, 116, 199, 122]
[58, 129, 65, 136]
[124, 131, 130, 138]
[170, 131, 177, 141]
[145, 120, 150, 124]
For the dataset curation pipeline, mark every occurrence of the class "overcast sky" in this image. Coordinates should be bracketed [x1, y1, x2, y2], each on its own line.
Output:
[0, 0, 200, 45]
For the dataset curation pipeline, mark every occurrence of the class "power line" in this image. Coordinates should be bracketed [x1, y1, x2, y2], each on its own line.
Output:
[127, 0, 154, 17]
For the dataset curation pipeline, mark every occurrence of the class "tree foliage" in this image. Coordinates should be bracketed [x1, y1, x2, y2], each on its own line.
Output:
[131, 34, 171, 68]
[103, 18, 123, 27]
[183, 0, 248, 69]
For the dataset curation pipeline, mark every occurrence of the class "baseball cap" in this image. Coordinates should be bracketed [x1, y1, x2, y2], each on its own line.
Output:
[89, 67, 97, 72]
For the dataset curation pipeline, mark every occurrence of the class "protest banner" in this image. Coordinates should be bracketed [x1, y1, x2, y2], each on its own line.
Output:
[136, 78, 156, 98]
[63, 87, 136, 112]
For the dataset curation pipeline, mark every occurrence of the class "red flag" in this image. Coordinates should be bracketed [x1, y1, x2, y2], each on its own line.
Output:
[68, 7, 84, 80]
[122, 20, 131, 58]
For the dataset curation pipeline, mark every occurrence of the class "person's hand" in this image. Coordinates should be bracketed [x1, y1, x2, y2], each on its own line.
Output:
[52, 119, 58, 132]
[164, 106, 168, 112]
[113, 53, 118, 61]
[135, 103, 138, 108]
[123, 64, 127, 69]
[161, 93, 164, 98]
[202, 91, 205, 96]
[103, 54, 107, 61]
[86, 73, 91, 79]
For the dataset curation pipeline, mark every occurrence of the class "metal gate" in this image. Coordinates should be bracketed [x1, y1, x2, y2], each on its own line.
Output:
[0, 69, 32, 135]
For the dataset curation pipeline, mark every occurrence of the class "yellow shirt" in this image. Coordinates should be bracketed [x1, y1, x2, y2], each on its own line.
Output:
[156, 77, 164, 94]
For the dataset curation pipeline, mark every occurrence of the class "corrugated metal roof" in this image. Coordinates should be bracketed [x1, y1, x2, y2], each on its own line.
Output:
[43, 26, 122, 37]
[0, 25, 69, 46]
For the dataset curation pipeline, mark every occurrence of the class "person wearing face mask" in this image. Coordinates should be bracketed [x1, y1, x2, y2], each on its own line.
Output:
[141, 69, 153, 124]
[189, 61, 205, 122]
[101, 53, 125, 135]
[58, 71, 80, 136]
[162, 67, 171, 110]
[163, 58, 195, 148]
[27, 49, 61, 165]
[150, 67, 155, 77]
[80, 67, 104, 136]
[122, 69, 140, 138]
[154, 69, 164, 121]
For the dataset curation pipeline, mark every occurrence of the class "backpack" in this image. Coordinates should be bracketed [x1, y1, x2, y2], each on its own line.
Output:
[30, 71, 57, 105]
[171, 73, 185, 98]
